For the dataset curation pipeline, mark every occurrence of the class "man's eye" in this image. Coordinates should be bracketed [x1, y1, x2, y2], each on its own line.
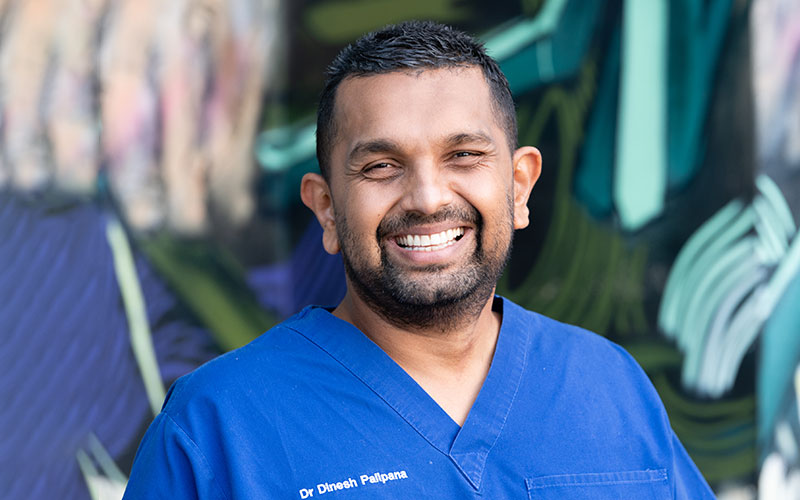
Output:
[453, 151, 482, 159]
[363, 162, 399, 178]
[364, 162, 393, 172]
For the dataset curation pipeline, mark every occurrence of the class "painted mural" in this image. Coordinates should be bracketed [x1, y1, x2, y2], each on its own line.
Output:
[1, 0, 798, 498]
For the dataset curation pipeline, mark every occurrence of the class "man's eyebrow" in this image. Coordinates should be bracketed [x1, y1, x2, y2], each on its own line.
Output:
[443, 132, 495, 148]
[346, 132, 494, 163]
[347, 139, 402, 163]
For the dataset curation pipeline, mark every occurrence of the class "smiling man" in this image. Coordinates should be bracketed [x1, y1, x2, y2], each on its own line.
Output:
[123, 21, 716, 499]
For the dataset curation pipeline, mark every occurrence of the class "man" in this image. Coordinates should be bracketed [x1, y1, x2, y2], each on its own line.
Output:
[124, 21, 715, 499]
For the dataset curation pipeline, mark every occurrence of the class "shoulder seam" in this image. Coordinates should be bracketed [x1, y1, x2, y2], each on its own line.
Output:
[162, 412, 231, 500]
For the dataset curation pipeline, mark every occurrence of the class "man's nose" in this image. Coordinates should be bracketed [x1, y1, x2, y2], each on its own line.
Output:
[399, 163, 454, 215]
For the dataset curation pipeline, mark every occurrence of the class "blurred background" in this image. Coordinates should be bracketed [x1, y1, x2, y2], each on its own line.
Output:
[1, 0, 799, 498]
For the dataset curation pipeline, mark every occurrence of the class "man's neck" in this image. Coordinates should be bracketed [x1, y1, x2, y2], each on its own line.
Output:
[333, 292, 502, 426]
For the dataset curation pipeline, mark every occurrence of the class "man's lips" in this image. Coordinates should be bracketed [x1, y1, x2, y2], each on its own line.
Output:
[394, 226, 466, 252]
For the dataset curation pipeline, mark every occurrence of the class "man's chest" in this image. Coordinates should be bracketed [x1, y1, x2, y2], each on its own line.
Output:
[206, 383, 671, 500]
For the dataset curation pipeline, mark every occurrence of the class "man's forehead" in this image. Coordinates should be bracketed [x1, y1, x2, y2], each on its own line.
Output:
[332, 67, 497, 141]
[336, 66, 489, 98]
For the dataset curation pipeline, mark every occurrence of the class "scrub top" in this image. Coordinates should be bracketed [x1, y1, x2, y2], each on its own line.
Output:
[123, 297, 715, 499]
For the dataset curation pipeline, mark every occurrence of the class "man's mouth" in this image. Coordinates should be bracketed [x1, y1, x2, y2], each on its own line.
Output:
[395, 227, 465, 252]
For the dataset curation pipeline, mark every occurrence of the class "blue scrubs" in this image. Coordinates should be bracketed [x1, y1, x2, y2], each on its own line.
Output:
[123, 297, 715, 499]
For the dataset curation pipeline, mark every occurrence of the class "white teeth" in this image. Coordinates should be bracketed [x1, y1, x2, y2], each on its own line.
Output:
[396, 227, 465, 251]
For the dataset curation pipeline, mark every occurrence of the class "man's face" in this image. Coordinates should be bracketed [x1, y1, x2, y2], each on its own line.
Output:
[321, 67, 532, 329]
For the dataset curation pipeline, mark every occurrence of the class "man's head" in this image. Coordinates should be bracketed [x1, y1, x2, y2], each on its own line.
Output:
[316, 20, 517, 181]
[302, 22, 541, 331]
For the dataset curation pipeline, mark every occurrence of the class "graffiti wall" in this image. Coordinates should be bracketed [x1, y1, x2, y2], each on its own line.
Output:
[2, 0, 799, 498]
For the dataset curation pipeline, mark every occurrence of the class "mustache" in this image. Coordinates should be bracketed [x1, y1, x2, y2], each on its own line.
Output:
[376, 205, 481, 239]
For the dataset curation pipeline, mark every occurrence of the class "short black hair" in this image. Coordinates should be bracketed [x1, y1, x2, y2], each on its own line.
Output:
[316, 20, 517, 180]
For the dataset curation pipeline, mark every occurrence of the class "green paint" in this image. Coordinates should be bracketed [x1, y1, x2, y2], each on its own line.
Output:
[619, 245, 650, 334]
[623, 342, 683, 372]
[580, 234, 622, 333]
[654, 373, 754, 418]
[139, 235, 277, 352]
[305, 0, 470, 44]
[651, 373, 756, 482]
[106, 217, 165, 416]
[87, 433, 126, 483]
[694, 451, 756, 485]
[76, 435, 128, 499]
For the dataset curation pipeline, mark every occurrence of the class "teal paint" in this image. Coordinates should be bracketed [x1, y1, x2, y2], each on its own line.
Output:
[615, 0, 668, 230]
[256, 124, 316, 173]
[658, 176, 797, 397]
[760, 270, 800, 443]
[659, 200, 746, 335]
[483, 0, 569, 61]
[575, 26, 620, 217]
[498, 0, 601, 95]
[666, 0, 734, 189]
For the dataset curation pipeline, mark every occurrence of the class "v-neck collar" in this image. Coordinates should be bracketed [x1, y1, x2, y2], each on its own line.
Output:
[285, 296, 531, 491]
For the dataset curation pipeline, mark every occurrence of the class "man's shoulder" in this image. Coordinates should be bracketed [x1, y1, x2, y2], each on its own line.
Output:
[503, 296, 669, 430]
[501, 296, 650, 383]
[502, 297, 630, 353]
[161, 306, 337, 417]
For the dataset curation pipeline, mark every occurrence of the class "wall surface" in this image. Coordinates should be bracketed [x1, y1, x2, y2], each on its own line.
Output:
[2, 0, 799, 498]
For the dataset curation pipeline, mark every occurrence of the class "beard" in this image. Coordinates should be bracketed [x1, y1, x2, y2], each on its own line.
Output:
[337, 199, 514, 332]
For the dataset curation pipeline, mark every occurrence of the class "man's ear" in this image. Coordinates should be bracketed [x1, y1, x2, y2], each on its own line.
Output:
[511, 146, 542, 230]
[300, 173, 340, 254]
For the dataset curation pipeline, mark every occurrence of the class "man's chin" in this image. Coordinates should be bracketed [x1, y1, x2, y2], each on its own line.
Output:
[341, 245, 505, 331]
[388, 281, 473, 306]
[352, 273, 495, 332]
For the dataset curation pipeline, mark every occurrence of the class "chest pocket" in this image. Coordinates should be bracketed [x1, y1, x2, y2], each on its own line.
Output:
[526, 469, 670, 499]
